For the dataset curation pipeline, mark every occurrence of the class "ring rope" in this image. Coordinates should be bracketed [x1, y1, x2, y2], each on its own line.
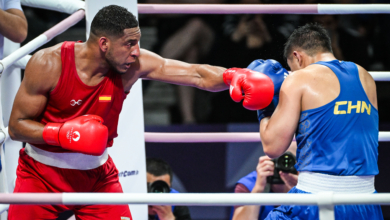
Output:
[1, 130, 389, 144]
[0, 131, 388, 144]
[19, 1, 390, 15]
[137, 4, 390, 14]
[11, 55, 31, 69]
[368, 72, 390, 81]
[144, 131, 390, 143]
[0, 193, 389, 206]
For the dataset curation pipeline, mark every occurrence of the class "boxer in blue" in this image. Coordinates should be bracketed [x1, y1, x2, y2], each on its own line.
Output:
[251, 23, 383, 219]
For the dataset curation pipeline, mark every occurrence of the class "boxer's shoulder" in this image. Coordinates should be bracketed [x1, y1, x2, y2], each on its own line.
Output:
[277, 69, 311, 101]
[302, 64, 330, 75]
[282, 68, 310, 87]
[28, 43, 62, 69]
[356, 64, 377, 109]
[356, 64, 375, 84]
[289, 64, 333, 85]
[24, 43, 62, 92]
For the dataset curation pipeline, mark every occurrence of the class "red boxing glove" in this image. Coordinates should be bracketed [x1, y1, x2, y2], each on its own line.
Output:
[43, 115, 108, 156]
[223, 68, 274, 110]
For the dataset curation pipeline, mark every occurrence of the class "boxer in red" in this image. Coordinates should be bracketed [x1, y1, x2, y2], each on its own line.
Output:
[7, 5, 274, 219]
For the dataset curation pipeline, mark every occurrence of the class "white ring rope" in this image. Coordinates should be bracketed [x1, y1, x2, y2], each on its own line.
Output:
[137, 4, 390, 14]
[11, 55, 31, 69]
[368, 72, 390, 81]
[318, 4, 390, 14]
[144, 131, 390, 143]
[0, 193, 389, 206]
[19, 2, 390, 15]
[0, 131, 388, 144]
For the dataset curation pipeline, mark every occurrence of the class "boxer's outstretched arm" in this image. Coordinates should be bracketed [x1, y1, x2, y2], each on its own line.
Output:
[137, 49, 228, 92]
[9, 49, 60, 144]
[259, 73, 302, 158]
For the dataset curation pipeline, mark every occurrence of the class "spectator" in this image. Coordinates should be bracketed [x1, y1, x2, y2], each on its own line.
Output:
[0, 0, 27, 59]
[231, 142, 298, 220]
[147, 158, 192, 220]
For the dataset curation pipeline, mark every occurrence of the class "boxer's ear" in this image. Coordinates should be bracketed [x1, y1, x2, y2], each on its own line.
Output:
[292, 51, 303, 69]
[98, 37, 109, 52]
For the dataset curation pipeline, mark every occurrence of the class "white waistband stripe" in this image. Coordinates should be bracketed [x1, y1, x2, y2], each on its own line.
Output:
[296, 171, 375, 194]
[25, 143, 108, 170]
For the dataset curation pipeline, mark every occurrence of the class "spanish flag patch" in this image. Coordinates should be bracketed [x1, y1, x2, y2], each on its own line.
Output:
[99, 95, 111, 102]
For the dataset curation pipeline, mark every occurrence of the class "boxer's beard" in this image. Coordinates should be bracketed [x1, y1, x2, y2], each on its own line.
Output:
[106, 50, 127, 75]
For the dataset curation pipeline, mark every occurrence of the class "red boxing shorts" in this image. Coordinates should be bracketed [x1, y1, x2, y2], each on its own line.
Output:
[8, 146, 132, 220]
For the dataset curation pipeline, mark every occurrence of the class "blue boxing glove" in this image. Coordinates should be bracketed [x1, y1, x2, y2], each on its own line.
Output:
[246, 59, 289, 121]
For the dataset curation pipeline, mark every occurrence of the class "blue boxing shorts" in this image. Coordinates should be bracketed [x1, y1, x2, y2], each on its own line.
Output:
[265, 172, 383, 220]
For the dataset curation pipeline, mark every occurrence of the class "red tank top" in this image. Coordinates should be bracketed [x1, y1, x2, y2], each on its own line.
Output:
[33, 41, 128, 152]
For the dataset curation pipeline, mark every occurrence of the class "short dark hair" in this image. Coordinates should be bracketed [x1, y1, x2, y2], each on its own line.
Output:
[283, 23, 332, 60]
[146, 158, 173, 183]
[90, 5, 139, 38]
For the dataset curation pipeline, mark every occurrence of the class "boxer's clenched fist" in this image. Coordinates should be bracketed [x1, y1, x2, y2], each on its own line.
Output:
[43, 115, 108, 156]
[223, 68, 274, 110]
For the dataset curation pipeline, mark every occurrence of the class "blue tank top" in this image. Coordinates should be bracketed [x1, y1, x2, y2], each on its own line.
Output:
[295, 60, 379, 176]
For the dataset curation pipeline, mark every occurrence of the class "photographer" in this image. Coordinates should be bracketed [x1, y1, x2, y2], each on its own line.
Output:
[147, 158, 192, 220]
[231, 142, 298, 220]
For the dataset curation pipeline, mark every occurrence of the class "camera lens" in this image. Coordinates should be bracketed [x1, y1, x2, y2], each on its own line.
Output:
[276, 152, 296, 172]
[148, 180, 170, 193]
[268, 152, 297, 184]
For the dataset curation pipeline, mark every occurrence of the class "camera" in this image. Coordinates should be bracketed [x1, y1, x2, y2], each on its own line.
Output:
[147, 180, 170, 193]
[267, 151, 297, 184]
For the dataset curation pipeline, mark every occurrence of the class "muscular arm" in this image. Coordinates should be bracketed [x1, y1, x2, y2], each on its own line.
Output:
[137, 49, 228, 92]
[9, 48, 60, 143]
[260, 74, 303, 158]
[0, 8, 27, 43]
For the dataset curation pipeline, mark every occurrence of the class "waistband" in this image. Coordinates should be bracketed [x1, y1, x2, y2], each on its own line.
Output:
[296, 171, 375, 194]
[25, 143, 109, 170]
